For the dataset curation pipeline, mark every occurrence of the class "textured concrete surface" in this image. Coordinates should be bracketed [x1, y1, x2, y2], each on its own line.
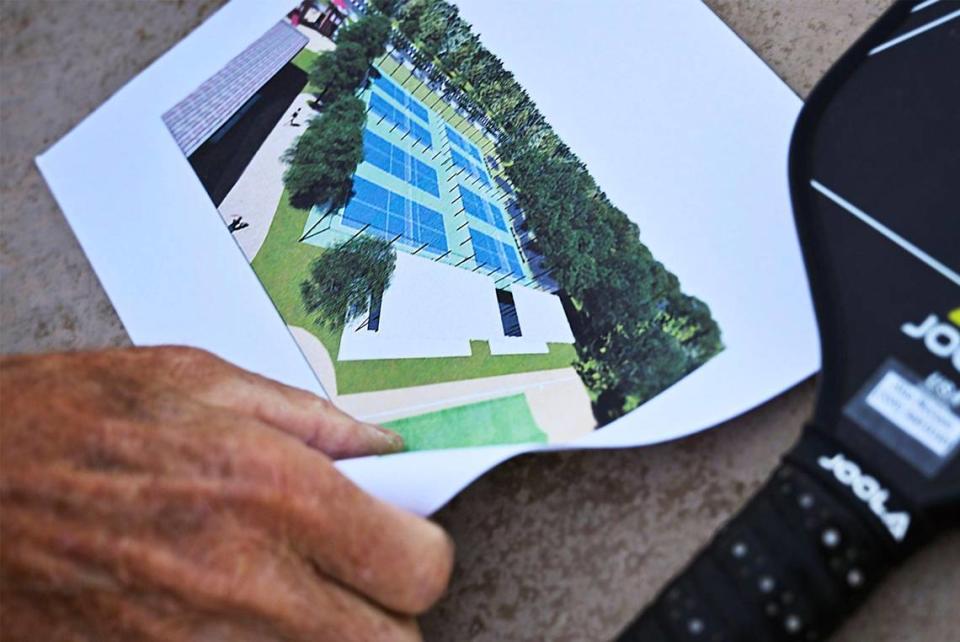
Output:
[1, 1, 958, 641]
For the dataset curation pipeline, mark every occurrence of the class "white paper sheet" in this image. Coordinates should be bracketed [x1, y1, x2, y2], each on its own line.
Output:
[37, 0, 819, 515]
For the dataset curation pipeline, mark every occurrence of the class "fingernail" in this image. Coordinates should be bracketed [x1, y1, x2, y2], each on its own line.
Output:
[367, 423, 405, 452]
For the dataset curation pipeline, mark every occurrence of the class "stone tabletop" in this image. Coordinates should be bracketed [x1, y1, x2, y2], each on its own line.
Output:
[1, 1, 957, 640]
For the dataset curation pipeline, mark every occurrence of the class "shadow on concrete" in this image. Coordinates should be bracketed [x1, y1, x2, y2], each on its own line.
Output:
[188, 63, 308, 206]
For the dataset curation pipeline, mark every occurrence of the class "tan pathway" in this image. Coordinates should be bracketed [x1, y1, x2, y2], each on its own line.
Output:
[295, 24, 335, 54]
[524, 376, 598, 443]
[288, 325, 338, 398]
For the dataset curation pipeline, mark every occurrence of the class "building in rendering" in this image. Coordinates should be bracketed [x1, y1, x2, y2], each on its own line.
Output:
[291, 0, 347, 38]
[162, 21, 309, 157]
[301, 62, 577, 362]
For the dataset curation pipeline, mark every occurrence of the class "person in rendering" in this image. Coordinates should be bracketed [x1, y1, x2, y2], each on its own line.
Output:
[0, 346, 454, 641]
[228, 215, 250, 233]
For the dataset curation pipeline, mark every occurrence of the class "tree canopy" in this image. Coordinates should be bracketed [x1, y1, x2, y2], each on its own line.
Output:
[284, 14, 395, 210]
[301, 236, 397, 330]
[391, 0, 724, 420]
[282, 95, 366, 210]
[307, 13, 393, 103]
[308, 41, 369, 103]
[368, 0, 397, 15]
[284, 0, 722, 420]
[336, 13, 391, 61]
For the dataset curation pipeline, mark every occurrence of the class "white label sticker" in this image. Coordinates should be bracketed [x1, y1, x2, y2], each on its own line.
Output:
[865, 371, 960, 457]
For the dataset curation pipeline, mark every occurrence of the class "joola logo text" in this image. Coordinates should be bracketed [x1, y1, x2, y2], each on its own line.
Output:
[901, 310, 960, 373]
[817, 453, 910, 542]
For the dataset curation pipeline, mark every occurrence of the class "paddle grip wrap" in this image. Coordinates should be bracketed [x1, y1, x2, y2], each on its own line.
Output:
[618, 459, 901, 642]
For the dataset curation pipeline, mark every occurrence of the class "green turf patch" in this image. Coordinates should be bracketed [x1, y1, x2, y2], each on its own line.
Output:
[292, 48, 320, 74]
[384, 394, 547, 450]
[291, 48, 324, 95]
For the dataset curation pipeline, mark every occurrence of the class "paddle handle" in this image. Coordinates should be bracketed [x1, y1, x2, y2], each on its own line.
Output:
[616, 459, 898, 642]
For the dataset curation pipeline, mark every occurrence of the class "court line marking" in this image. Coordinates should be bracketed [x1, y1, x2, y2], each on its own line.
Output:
[869, 9, 960, 55]
[810, 180, 960, 287]
[912, 0, 940, 13]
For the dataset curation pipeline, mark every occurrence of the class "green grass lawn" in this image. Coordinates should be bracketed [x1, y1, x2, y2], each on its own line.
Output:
[292, 48, 320, 74]
[251, 196, 579, 396]
[384, 394, 547, 450]
[291, 48, 324, 95]
[337, 340, 576, 394]
[250, 192, 343, 358]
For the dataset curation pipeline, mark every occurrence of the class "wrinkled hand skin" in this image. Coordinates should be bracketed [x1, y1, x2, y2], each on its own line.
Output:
[0, 347, 454, 642]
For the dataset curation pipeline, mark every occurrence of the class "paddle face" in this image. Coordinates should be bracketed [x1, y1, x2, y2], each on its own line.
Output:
[615, 5, 959, 640]
[790, 0, 960, 525]
[617, 6, 959, 640]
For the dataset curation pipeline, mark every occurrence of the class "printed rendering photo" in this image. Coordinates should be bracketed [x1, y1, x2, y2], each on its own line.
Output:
[161, 0, 724, 452]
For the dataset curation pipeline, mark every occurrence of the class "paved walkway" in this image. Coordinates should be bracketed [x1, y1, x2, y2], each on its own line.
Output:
[335, 367, 597, 443]
[295, 24, 336, 54]
[217, 92, 317, 261]
[524, 375, 598, 443]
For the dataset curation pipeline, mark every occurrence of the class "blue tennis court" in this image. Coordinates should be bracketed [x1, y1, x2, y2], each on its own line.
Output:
[451, 149, 490, 187]
[373, 76, 430, 123]
[459, 185, 506, 231]
[469, 228, 524, 277]
[369, 93, 432, 148]
[444, 125, 483, 161]
[363, 130, 439, 197]
[344, 177, 448, 252]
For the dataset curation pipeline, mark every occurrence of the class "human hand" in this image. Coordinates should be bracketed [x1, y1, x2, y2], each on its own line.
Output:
[0, 347, 453, 642]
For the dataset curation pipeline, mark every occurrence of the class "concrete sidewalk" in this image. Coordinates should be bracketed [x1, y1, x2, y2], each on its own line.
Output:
[217, 92, 317, 261]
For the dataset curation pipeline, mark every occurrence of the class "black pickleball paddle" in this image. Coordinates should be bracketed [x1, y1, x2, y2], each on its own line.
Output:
[617, 2, 960, 640]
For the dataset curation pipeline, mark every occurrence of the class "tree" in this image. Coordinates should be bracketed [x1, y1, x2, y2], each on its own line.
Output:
[397, 0, 429, 42]
[439, 21, 476, 67]
[336, 14, 392, 61]
[662, 293, 723, 364]
[301, 236, 397, 330]
[368, 0, 398, 16]
[389, 0, 724, 420]
[309, 42, 369, 103]
[282, 95, 366, 211]
[577, 322, 690, 422]
[309, 15, 393, 103]
[414, 0, 458, 59]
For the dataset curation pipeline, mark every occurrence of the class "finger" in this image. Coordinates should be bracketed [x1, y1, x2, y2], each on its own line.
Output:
[199, 536, 425, 642]
[206, 373, 404, 459]
[1, 591, 100, 642]
[8, 438, 454, 618]
[2, 498, 423, 642]
[149, 346, 405, 459]
[1, 349, 230, 470]
[145, 413, 453, 615]
[0, 587, 224, 642]
[0, 351, 142, 467]
[100, 587, 422, 642]
[220, 428, 455, 615]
